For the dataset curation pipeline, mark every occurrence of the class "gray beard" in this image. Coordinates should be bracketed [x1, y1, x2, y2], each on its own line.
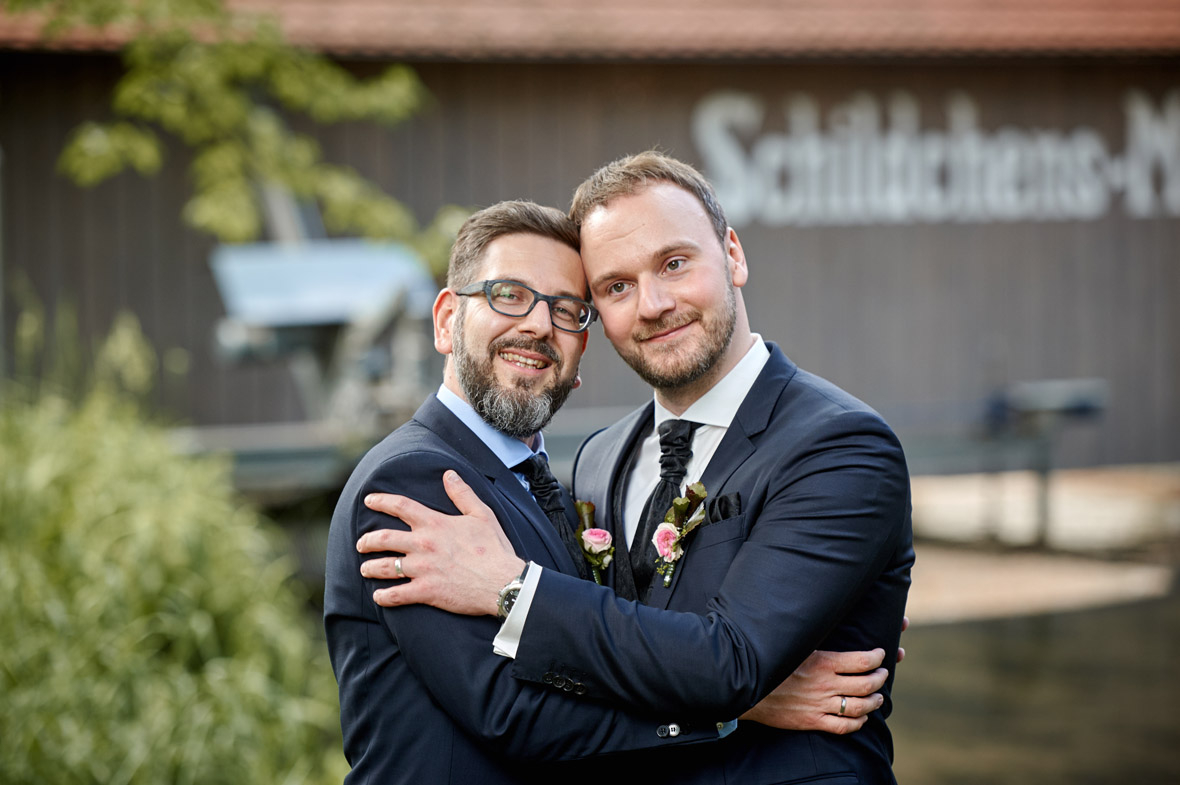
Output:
[467, 385, 556, 440]
[451, 312, 575, 439]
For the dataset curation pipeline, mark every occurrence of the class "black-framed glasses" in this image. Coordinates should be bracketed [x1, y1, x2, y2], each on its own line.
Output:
[456, 279, 598, 334]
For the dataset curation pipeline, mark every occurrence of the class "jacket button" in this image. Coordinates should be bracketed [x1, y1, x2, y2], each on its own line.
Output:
[656, 725, 669, 738]
[562, 681, 575, 692]
[542, 672, 555, 684]
[552, 676, 567, 689]
[668, 723, 681, 737]
[574, 683, 587, 695]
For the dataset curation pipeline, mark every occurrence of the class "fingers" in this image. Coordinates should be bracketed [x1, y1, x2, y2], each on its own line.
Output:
[814, 648, 886, 674]
[441, 470, 494, 520]
[833, 693, 884, 718]
[357, 528, 414, 554]
[360, 555, 409, 580]
[901, 615, 910, 633]
[363, 492, 443, 532]
[826, 667, 888, 699]
[864, 666, 889, 693]
[897, 646, 906, 664]
[814, 713, 869, 735]
[373, 582, 427, 608]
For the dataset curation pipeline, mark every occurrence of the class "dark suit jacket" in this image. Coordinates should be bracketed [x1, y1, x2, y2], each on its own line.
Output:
[509, 345, 914, 785]
[324, 395, 717, 785]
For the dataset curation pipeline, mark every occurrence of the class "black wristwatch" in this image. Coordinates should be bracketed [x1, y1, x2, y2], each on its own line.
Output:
[496, 563, 530, 620]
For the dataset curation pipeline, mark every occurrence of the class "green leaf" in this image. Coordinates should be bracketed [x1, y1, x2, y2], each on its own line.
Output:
[14, 0, 464, 259]
[57, 122, 162, 185]
[183, 179, 262, 242]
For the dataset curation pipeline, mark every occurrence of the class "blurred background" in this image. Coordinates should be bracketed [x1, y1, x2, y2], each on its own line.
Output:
[1, 1, 1177, 782]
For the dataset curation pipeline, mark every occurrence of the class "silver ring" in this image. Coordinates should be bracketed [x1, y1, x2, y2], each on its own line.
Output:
[839, 696, 847, 716]
[394, 557, 405, 580]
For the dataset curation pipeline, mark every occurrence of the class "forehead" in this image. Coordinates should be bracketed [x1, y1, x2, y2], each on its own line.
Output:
[476, 232, 586, 296]
[578, 183, 719, 274]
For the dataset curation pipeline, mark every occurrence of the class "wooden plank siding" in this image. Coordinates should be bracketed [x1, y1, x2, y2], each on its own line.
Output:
[2, 52, 1178, 466]
[0, 52, 307, 426]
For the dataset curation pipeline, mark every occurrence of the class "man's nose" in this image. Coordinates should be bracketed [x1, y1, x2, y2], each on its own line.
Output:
[517, 299, 555, 338]
[637, 278, 675, 321]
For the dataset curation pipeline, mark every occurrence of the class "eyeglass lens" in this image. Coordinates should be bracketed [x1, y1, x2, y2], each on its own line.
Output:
[487, 281, 590, 330]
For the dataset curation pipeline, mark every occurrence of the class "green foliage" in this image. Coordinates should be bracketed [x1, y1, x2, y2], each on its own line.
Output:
[0, 313, 346, 784]
[7, 0, 464, 268]
[56, 121, 163, 185]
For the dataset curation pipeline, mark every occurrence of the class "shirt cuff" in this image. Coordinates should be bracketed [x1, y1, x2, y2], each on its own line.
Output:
[492, 562, 542, 658]
[717, 719, 739, 738]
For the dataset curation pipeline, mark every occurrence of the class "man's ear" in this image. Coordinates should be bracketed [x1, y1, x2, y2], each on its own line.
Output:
[433, 289, 458, 355]
[570, 328, 589, 389]
[726, 227, 749, 289]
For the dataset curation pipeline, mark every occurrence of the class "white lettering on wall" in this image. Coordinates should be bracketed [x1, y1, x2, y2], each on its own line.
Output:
[693, 89, 1180, 227]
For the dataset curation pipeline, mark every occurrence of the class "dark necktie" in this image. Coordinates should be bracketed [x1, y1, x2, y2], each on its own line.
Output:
[512, 454, 589, 580]
[630, 419, 700, 599]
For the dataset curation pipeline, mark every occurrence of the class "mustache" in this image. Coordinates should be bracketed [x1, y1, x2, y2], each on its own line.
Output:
[631, 312, 698, 342]
[489, 336, 560, 365]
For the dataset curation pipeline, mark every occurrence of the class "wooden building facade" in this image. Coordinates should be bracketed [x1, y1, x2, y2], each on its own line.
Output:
[2, 2, 1178, 469]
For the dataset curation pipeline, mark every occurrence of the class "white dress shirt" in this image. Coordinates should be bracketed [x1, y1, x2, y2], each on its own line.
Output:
[494, 336, 771, 655]
[620, 336, 770, 546]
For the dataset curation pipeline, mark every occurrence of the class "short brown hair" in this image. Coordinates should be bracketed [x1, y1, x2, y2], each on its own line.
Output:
[569, 151, 729, 247]
[447, 201, 580, 290]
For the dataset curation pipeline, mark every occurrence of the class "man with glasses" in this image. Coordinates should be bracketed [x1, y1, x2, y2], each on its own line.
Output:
[324, 200, 888, 784]
[350, 152, 912, 784]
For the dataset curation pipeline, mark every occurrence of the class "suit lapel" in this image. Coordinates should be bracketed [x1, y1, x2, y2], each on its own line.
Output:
[701, 344, 796, 493]
[646, 346, 798, 609]
[494, 475, 576, 571]
[414, 396, 577, 573]
[573, 404, 652, 599]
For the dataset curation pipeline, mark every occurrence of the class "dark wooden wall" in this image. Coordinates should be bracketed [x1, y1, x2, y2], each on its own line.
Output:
[3, 53, 1177, 466]
[0, 53, 307, 426]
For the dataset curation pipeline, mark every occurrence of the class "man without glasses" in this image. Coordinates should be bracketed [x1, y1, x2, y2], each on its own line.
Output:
[359, 152, 914, 784]
[324, 199, 891, 784]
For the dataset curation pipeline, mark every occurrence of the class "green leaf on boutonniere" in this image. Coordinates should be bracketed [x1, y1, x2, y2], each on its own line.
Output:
[574, 500, 614, 585]
[653, 482, 708, 586]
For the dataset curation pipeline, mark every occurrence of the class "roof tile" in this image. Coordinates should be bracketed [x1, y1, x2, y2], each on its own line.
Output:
[3, 0, 1179, 58]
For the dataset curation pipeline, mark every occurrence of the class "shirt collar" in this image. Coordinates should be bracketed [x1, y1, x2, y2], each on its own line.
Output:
[436, 383, 545, 469]
[652, 335, 771, 430]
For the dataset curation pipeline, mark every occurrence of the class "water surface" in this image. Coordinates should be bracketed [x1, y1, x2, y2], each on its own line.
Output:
[891, 587, 1180, 783]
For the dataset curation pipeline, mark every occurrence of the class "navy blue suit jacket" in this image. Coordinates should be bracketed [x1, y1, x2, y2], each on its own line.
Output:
[510, 345, 914, 785]
[324, 395, 717, 785]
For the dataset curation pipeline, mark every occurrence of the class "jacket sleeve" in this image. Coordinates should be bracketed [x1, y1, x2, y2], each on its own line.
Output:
[511, 409, 913, 718]
[335, 448, 720, 762]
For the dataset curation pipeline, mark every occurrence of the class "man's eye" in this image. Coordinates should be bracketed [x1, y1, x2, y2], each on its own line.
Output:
[491, 285, 522, 300]
[607, 281, 630, 295]
[666, 258, 683, 272]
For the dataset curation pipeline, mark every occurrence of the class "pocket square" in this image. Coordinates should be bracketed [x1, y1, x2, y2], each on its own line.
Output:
[704, 492, 742, 524]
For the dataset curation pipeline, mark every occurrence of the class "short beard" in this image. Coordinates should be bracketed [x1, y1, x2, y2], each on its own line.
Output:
[617, 279, 736, 390]
[452, 307, 578, 439]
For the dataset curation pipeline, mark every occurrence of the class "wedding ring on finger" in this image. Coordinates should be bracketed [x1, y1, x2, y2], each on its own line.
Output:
[839, 696, 847, 716]
[394, 557, 406, 580]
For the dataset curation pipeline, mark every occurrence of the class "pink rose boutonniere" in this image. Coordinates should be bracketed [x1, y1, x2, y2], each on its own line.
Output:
[652, 481, 708, 587]
[574, 500, 615, 585]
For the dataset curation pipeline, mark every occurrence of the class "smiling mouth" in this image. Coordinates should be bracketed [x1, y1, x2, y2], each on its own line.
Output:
[499, 351, 551, 370]
[637, 318, 695, 343]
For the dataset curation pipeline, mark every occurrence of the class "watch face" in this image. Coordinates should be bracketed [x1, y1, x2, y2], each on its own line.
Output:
[498, 581, 523, 619]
